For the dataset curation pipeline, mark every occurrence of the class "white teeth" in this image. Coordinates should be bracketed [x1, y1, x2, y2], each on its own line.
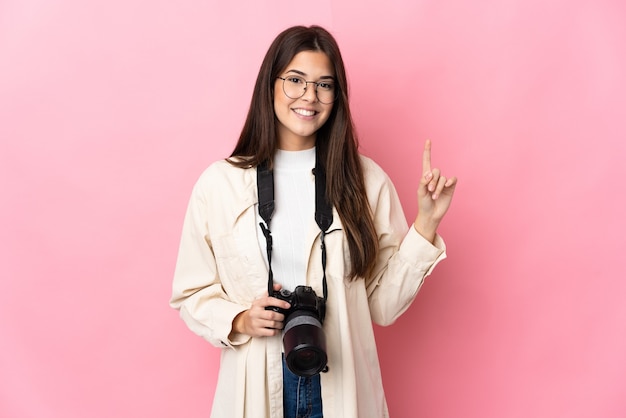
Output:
[294, 108, 315, 116]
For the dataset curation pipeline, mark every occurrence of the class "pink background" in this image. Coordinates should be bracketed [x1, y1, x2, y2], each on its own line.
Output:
[2, 0, 625, 417]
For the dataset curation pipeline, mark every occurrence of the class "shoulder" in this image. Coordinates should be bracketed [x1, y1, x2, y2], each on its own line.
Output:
[359, 154, 393, 188]
[192, 159, 256, 199]
[358, 154, 402, 212]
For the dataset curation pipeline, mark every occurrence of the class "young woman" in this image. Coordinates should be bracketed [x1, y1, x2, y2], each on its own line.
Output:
[170, 25, 457, 418]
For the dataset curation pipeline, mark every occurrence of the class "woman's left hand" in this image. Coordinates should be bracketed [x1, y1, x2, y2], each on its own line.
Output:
[414, 140, 457, 243]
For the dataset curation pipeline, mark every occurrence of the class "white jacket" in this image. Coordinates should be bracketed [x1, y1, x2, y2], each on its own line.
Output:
[170, 155, 446, 417]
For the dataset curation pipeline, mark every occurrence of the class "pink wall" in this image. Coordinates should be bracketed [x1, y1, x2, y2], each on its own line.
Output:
[1, 0, 625, 417]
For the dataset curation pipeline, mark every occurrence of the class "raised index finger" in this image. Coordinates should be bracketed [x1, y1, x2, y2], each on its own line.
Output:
[423, 139, 432, 174]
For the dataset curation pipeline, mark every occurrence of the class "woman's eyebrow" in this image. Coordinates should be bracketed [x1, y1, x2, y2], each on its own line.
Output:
[284, 69, 335, 79]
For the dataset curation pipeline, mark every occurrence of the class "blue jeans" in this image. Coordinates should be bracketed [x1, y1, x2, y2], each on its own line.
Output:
[282, 355, 323, 418]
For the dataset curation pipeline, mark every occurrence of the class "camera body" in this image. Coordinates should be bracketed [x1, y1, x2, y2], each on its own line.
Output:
[267, 285, 327, 377]
[269, 285, 326, 322]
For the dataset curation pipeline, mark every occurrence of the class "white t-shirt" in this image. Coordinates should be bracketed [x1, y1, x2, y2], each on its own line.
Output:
[256, 147, 316, 291]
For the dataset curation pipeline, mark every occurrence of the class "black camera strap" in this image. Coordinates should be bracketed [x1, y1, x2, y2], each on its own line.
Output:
[257, 151, 333, 300]
[257, 159, 276, 295]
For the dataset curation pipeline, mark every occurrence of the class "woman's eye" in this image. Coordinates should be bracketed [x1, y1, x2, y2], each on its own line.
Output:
[318, 82, 334, 91]
[288, 77, 305, 85]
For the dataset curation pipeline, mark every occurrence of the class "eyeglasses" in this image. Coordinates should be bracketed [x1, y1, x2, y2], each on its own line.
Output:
[277, 76, 338, 104]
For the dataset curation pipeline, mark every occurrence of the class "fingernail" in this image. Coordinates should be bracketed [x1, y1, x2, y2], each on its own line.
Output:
[425, 172, 432, 181]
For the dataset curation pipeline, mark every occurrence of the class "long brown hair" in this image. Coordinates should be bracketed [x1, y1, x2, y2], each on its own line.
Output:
[229, 25, 378, 280]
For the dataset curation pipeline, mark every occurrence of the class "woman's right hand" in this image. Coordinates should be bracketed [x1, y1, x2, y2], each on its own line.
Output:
[231, 284, 291, 338]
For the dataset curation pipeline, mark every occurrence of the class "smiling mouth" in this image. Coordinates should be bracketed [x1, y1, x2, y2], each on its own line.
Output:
[293, 108, 317, 117]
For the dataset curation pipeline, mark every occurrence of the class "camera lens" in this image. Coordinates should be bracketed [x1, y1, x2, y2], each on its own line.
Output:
[283, 311, 327, 377]
[291, 347, 324, 372]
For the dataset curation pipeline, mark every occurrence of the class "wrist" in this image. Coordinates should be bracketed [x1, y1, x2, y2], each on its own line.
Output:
[231, 310, 247, 336]
[413, 217, 437, 244]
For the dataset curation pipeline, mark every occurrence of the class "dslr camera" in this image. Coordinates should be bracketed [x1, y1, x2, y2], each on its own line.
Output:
[267, 285, 327, 377]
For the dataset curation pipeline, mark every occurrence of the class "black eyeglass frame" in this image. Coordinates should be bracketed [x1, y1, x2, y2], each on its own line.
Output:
[276, 76, 338, 104]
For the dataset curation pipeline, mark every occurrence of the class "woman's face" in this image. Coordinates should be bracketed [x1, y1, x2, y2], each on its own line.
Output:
[274, 51, 335, 150]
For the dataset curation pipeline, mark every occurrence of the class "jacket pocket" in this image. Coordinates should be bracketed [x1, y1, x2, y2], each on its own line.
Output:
[212, 233, 266, 304]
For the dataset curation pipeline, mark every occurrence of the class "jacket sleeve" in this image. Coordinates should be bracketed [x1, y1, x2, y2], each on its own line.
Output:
[362, 158, 446, 326]
[169, 174, 251, 349]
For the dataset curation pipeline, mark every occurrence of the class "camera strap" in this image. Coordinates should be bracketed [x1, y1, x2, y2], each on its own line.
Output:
[257, 150, 333, 301]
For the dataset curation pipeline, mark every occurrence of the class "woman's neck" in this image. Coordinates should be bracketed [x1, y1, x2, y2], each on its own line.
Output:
[277, 135, 316, 151]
